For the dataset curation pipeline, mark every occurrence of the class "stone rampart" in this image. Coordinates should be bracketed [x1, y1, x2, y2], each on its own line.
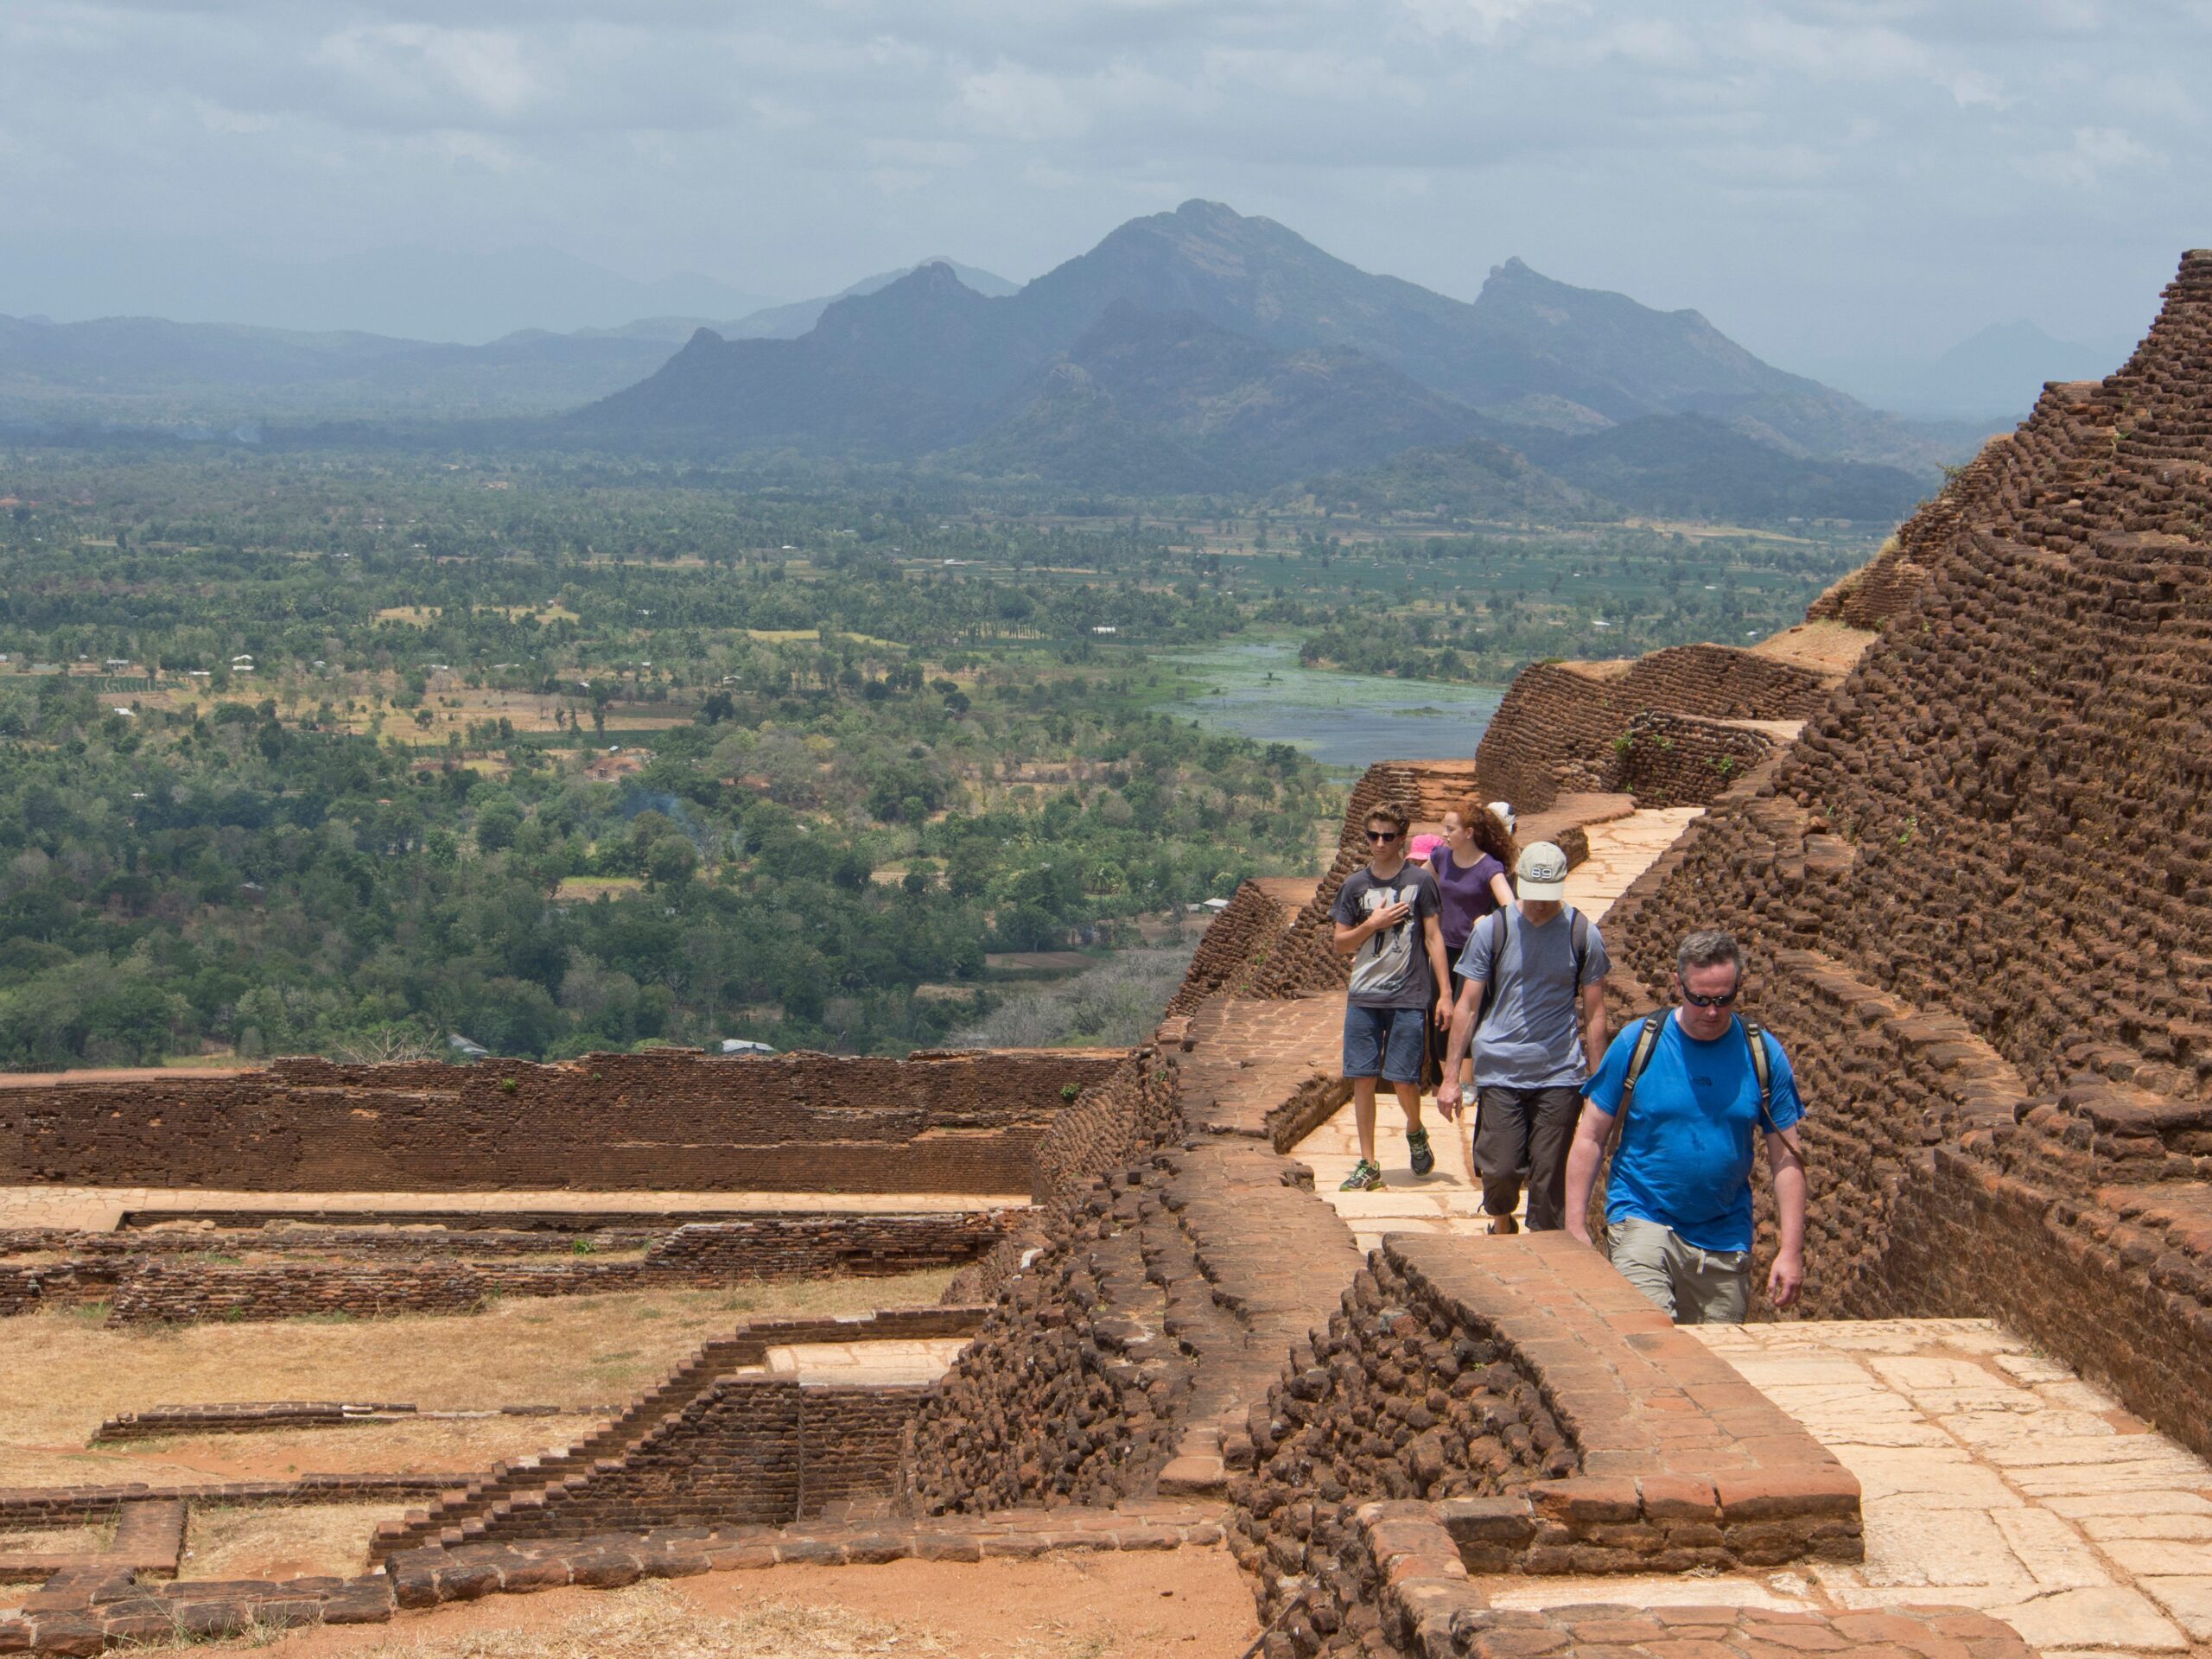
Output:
[1604, 710, 1778, 808]
[1473, 645, 1832, 814]
[0, 1047, 1122, 1193]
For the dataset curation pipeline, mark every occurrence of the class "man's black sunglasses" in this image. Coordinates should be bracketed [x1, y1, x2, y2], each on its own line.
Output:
[1681, 988, 1738, 1008]
[1365, 830, 1402, 842]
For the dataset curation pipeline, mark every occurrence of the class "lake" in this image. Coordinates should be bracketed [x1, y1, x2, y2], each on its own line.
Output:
[1156, 640, 1503, 772]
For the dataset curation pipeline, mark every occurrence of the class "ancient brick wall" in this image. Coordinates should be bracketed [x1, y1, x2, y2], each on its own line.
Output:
[1808, 378, 2111, 632]
[463, 1377, 925, 1542]
[0, 1048, 1122, 1193]
[1231, 1248, 1568, 1654]
[1605, 712, 1777, 809]
[905, 1161, 1198, 1512]
[1473, 646, 1832, 814]
[86, 1211, 1015, 1325]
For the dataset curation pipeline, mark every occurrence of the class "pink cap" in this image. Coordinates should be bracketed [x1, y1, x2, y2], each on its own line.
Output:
[1408, 833, 1445, 862]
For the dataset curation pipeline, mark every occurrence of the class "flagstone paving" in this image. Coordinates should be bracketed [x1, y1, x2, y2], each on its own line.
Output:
[1690, 1318, 2212, 1656]
[1564, 804, 1706, 920]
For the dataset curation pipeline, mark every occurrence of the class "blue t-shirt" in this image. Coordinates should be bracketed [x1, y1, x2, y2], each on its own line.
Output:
[1582, 1014, 1803, 1255]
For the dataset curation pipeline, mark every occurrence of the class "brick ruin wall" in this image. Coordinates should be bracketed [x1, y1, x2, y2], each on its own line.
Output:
[1806, 378, 2111, 632]
[459, 1378, 925, 1543]
[1471, 645, 1833, 815]
[0, 1047, 1125, 1195]
[1230, 1249, 1568, 1657]
[1599, 248, 2212, 1463]
[77, 1211, 1017, 1325]
[1603, 711, 1778, 809]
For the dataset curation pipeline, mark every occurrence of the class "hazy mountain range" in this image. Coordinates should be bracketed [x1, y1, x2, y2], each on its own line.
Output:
[2, 200, 2050, 519]
[1799, 320, 2143, 421]
[564, 200, 1960, 517]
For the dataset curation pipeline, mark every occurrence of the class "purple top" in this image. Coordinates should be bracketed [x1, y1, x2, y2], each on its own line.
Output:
[1431, 845, 1507, 952]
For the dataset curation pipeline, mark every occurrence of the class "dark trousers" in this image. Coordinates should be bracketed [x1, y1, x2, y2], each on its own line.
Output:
[1472, 1085, 1585, 1230]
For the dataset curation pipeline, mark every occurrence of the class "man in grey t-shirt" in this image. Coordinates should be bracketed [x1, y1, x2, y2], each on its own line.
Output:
[1435, 841, 1610, 1232]
[1329, 802, 1453, 1192]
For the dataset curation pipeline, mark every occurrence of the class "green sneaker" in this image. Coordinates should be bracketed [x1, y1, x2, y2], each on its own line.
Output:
[1406, 1128, 1435, 1178]
[1339, 1159, 1384, 1192]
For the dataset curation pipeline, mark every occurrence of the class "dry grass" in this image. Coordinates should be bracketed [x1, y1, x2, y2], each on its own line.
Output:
[0, 1272, 954, 1484]
[0, 1518, 112, 1554]
[180, 1503, 406, 1582]
[550, 875, 644, 900]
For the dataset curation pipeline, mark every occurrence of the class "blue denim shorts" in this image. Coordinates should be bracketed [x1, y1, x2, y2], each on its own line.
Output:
[1343, 1004, 1428, 1084]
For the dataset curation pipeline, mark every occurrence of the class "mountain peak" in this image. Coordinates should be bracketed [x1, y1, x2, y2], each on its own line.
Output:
[1174, 199, 1240, 222]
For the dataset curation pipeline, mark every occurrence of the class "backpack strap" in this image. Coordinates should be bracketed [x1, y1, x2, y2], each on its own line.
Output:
[1569, 907, 1591, 988]
[1604, 1014, 1667, 1154]
[1477, 907, 1510, 1029]
[1742, 1018, 1777, 1135]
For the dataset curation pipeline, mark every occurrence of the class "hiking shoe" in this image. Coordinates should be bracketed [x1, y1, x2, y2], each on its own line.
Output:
[1338, 1159, 1385, 1192]
[1406, 1128, 1435, 1177]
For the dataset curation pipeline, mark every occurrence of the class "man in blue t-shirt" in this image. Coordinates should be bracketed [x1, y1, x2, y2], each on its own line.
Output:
[1564, 929, 1807, 1324]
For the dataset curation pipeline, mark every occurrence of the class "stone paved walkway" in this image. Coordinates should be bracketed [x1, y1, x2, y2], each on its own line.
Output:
[1294, 1092, 1503, 1252]
[1472, 1317, 2212, 1657]
[1565, 804, 1705, 920]
[0, 1185, 1027, 1232]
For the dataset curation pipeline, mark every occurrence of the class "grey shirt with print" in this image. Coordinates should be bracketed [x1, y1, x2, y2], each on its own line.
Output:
[1455, 906, 1611, 1088]
[1331, 864, 1440, 1010]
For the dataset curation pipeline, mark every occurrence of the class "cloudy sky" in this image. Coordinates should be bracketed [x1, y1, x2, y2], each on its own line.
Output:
[4, 0, 2209, 376]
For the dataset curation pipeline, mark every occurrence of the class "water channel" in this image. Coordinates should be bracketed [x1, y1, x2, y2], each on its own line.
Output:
[1155, 639, 1503, 773]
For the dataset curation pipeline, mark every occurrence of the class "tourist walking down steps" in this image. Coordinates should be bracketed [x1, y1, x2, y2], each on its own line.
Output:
[1422, 797, 1519, 1099]
[1563, 928, 1807, 1325]
[1435, 841, 1610, 1232]
[1330, 801, 1453, 1192]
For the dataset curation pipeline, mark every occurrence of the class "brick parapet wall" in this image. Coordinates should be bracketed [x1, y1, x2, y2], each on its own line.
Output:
[939, 1046, 1179, 1305]
[0, 1048, 1122, 1193]
[1605, 711, 1779, 809]
[1473, 646, 1831, 816]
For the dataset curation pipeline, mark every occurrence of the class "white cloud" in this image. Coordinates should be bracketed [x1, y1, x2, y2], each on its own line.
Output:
[2015, 124, 2164, 188]
[315, 24, 543, 120]
[954, 61, 1093, 142]
[1399, 0, 1574, 43]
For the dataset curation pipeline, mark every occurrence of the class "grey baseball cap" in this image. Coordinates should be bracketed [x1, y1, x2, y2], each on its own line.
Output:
[1516, 840, 1568, 899]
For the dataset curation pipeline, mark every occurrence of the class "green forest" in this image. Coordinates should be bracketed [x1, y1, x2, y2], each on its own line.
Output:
[0, 446, 1879, 1068]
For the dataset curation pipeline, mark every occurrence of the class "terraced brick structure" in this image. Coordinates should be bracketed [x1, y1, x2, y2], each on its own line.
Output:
[10, 253, 2212, 1658]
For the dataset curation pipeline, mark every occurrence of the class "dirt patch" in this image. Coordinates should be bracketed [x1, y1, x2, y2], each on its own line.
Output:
[210, 1551, 1260, 1657]
[181, 1502, 405, 1583]
[1747, 618, 1877, 677]
[0, 1273, 954, 1487]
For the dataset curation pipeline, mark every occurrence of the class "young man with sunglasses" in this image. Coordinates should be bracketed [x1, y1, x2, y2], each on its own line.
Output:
[1563, 929, 1807, 1324]
[1330, 802, 1453, 1191]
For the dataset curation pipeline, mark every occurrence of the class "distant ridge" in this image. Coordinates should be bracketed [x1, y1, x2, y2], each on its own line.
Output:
[566, 200, 1970, 507]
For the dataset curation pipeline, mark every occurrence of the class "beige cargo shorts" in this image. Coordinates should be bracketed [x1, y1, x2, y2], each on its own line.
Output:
[1606, 1215, 1750, 1325]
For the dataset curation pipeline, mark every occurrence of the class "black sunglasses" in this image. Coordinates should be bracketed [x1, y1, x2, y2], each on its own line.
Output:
[1681, 988, 1739, 1008]
[1365, 830, 1402, 842]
